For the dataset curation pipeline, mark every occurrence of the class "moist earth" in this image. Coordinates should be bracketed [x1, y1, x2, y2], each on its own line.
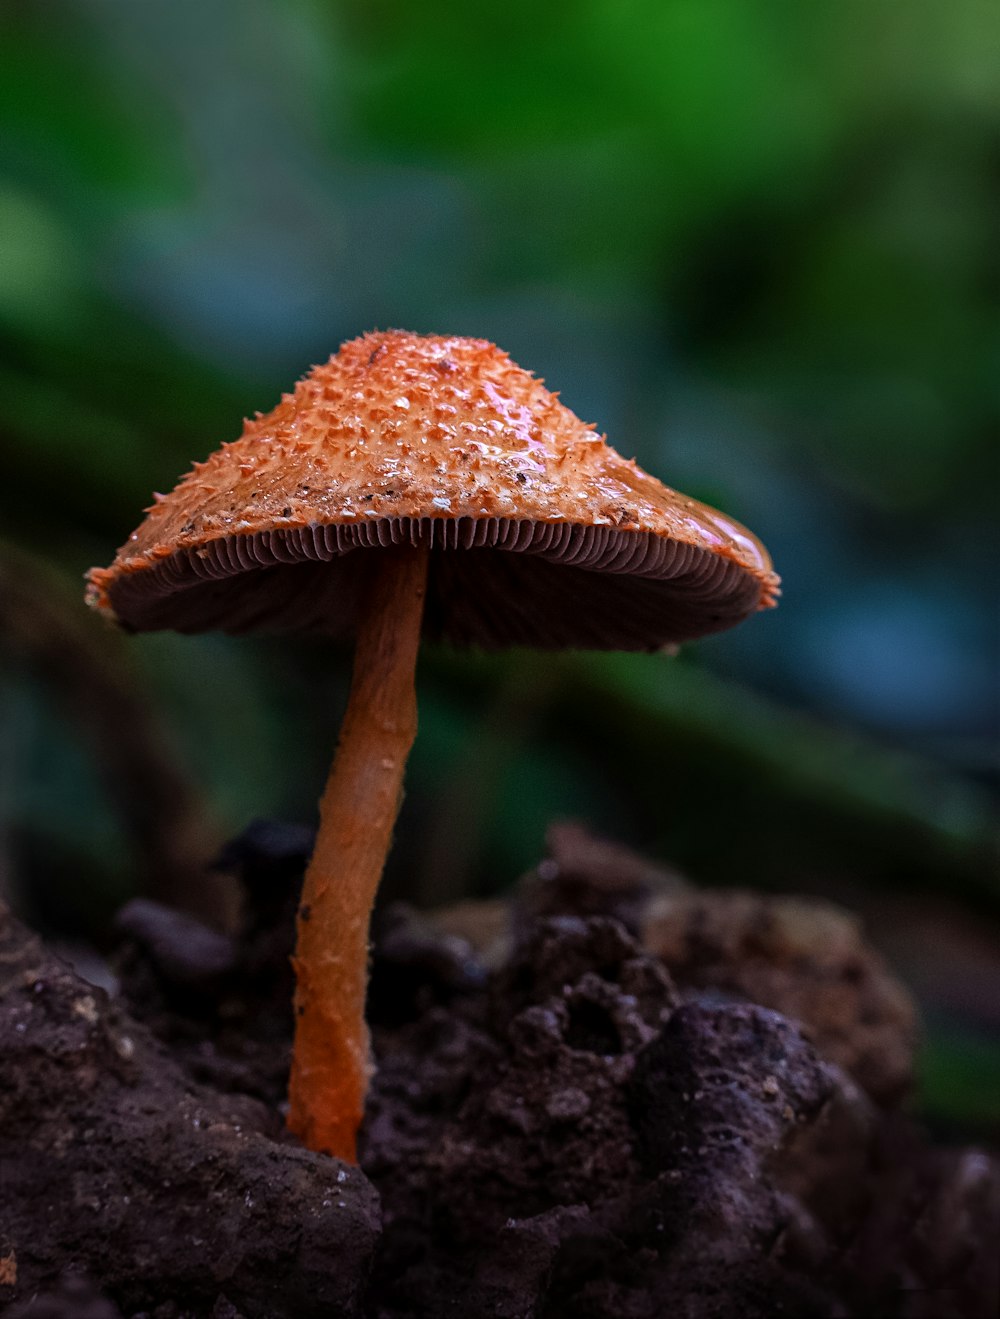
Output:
[1, 822, 997, 1318]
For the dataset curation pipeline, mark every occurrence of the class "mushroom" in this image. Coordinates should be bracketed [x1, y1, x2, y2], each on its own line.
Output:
[87, 330, 779, 1162]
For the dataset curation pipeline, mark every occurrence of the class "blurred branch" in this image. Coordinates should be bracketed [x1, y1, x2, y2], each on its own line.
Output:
[424, 648, 998, 910]
[0, 541, 229, 925]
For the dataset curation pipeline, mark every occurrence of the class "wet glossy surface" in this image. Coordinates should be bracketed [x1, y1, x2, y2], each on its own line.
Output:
[88, 331, 779, 637]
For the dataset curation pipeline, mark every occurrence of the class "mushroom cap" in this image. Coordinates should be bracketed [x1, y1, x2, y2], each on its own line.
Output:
[86, 331, 779, 650]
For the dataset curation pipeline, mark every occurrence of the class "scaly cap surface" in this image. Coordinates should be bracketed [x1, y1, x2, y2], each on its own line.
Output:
[87, 331, 779, 649]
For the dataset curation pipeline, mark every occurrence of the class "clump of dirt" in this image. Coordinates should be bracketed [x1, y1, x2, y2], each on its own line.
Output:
[363, 914, 842, 1318]
[448, 820, 920, 1106]
[2, 821, 997, 1318]
[0, 892, 378, 1318]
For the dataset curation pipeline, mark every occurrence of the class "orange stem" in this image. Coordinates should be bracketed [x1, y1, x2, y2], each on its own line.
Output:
[287, 542, 429, 1160]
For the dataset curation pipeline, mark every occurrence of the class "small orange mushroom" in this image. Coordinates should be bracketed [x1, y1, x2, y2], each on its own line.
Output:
[87, 330, 778, 1162]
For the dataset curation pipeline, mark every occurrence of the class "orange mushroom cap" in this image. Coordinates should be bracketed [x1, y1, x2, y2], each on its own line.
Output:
[86, 331, 779, 649]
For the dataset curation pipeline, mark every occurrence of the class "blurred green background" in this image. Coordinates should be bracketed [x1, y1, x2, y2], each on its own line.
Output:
[0, 1, 997, 1134]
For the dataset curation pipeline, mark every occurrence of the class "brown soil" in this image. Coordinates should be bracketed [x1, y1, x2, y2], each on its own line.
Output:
[2, 821, 998, 1318]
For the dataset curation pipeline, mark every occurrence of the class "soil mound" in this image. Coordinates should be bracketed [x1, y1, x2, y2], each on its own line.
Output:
[2, 823, 997, 1317]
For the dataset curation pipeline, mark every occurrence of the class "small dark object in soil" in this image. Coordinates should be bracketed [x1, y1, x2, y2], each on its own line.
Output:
[2, 824, 998, 1318]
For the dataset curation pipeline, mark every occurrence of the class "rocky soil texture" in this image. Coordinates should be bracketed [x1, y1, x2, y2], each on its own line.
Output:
[2, 822, 997, 1318]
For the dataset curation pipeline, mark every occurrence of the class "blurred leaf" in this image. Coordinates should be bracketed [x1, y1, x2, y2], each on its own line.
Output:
[0, 184, 84, 330]
[0, 5, 185, 201]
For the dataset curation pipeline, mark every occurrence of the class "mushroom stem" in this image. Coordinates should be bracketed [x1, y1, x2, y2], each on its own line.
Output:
[287, 541, 430, 1161]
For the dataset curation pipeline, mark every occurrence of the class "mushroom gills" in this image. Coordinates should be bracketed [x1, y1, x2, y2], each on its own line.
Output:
[107, 518, 763, 649]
